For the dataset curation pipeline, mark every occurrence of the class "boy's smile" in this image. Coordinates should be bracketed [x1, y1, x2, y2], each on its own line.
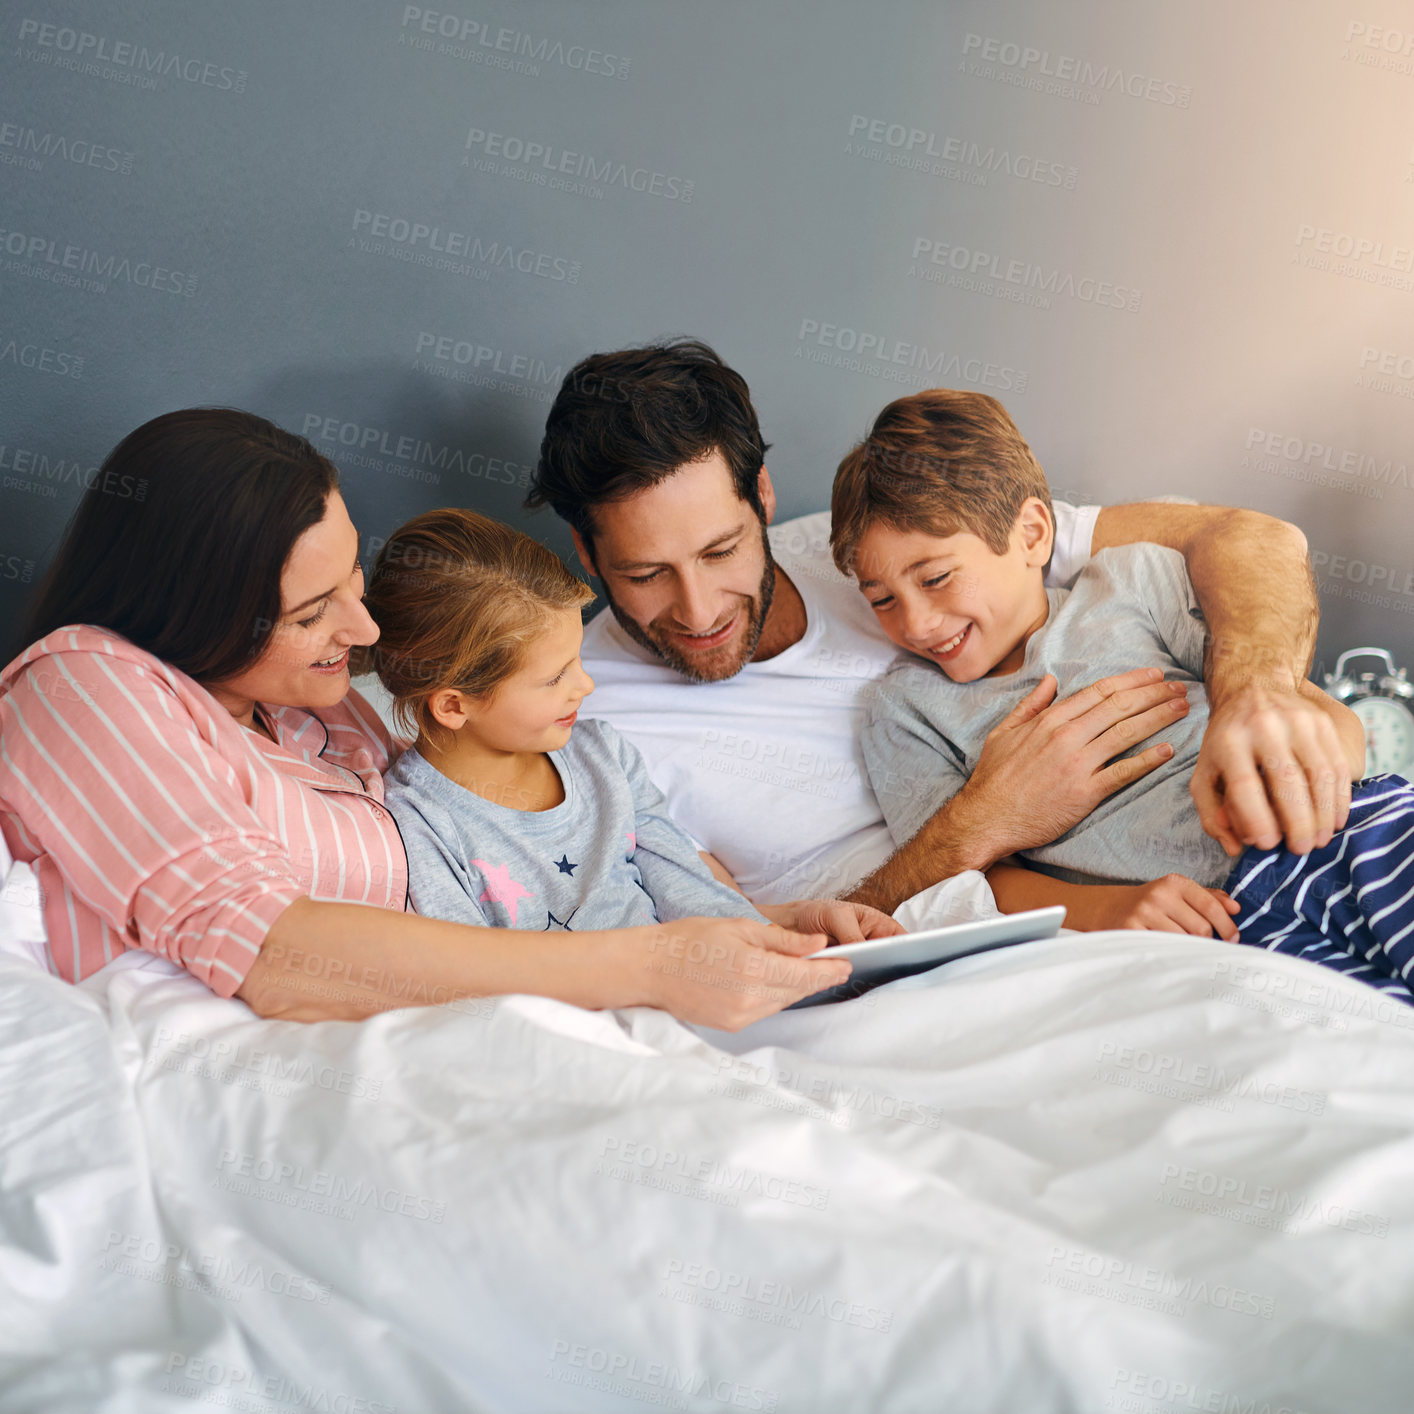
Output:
[852, 502, 1053, 682]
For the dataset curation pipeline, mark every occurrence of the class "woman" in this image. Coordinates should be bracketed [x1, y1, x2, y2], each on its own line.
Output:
[0, 409, 864, 1027]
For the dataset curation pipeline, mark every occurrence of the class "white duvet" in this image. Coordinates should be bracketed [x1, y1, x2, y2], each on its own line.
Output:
[3, 854, 1414, 1414]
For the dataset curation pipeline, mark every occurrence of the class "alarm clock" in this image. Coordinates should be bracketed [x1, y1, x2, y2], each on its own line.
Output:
[1322, 647, 1414, 778]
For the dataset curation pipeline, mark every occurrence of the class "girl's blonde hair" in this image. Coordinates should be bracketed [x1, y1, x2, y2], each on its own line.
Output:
[353, 508, 594, 750]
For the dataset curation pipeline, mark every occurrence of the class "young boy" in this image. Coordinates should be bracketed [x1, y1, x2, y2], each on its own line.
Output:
[832, 388, 1414, 1001]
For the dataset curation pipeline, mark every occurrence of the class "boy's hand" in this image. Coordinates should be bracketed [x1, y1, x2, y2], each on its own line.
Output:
[1073, 876, 1241, 939]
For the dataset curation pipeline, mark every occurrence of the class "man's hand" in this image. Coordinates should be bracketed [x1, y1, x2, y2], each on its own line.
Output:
[1064, 875, 1241, 938]
[1191, 681, 1354, 857]
[845, 668, 1189, 915]
[1093, 502, 1341, 859]
[961, 667, 1190, 856]
[758, 899, 905, 944]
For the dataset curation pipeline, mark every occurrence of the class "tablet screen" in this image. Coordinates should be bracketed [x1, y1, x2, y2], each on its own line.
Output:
[790, 906, 1067, 1008]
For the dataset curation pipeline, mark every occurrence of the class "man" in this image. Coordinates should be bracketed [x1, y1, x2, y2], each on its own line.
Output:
[528, 339, 1334, 919]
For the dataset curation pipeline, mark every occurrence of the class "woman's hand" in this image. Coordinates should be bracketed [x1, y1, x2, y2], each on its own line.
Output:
[757, 899, 905, 945]
[1067, 875, 1241, 939]
[620, 916, 851, 1030]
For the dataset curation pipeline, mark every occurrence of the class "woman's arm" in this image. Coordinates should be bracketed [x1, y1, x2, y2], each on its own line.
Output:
[236, 897, 849, 1029]
[0, 644, 848, 1028]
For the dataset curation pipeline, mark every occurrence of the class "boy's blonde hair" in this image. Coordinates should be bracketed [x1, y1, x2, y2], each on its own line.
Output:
[353, 508, 594, 750]
[829, 389, 1053, 578]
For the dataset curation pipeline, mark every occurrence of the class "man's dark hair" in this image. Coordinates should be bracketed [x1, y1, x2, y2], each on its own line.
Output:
[526, 338, 771, 548]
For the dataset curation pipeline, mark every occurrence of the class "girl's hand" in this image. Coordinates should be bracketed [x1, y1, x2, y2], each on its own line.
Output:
[758, 899, 905, 946]
[623, 917, 851, 1030]
[1072, 876, 1241, 939]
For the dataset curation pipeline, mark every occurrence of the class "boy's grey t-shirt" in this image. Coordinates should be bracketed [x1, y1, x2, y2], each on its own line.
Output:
[382, 717, 769, 930]
[861, 543, 1230, 888]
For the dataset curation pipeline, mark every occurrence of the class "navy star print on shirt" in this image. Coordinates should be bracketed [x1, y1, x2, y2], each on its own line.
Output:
[554, 855, 578, 876]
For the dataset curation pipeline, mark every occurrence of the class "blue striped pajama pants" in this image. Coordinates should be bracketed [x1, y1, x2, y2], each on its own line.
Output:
[1224, 775, 1414, 1005]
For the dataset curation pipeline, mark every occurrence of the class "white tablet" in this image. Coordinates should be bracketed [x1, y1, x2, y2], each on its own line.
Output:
[789, 906, 1067, 1008]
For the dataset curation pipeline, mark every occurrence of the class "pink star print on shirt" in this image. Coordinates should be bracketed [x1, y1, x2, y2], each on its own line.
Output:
[471, 860, 534, 926]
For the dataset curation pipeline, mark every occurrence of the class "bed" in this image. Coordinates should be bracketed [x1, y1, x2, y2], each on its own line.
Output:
[3, 843, 1413, 1414]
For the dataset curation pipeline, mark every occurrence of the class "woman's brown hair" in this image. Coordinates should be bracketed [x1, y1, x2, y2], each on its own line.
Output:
[14, 408, 338, 682]
[354, 508, 594, 750]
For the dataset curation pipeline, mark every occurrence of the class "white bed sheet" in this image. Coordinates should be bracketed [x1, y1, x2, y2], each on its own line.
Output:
[2, 855, 1413, 1414]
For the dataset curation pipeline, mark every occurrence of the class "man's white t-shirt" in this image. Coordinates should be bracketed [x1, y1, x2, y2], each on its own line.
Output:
[579, 504, 1099, 904]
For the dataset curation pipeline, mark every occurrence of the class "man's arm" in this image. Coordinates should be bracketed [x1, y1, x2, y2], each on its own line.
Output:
[700, 850, 744, 893]
[1091, 502, 1315, 680]
[1092, 502, 1344, 856]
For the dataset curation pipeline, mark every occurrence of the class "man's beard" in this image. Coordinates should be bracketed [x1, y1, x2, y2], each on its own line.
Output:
[602, 521, 777, 683]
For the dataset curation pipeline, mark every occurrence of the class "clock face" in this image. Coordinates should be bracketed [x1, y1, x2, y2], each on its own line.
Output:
[1351, 696, 1414, 778]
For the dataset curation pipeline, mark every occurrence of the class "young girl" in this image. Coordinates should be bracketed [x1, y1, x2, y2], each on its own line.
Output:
[359, 508, 770, 933]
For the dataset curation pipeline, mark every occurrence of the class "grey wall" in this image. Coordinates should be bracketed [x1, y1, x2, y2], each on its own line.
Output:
[3, 1, 1412, 678]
